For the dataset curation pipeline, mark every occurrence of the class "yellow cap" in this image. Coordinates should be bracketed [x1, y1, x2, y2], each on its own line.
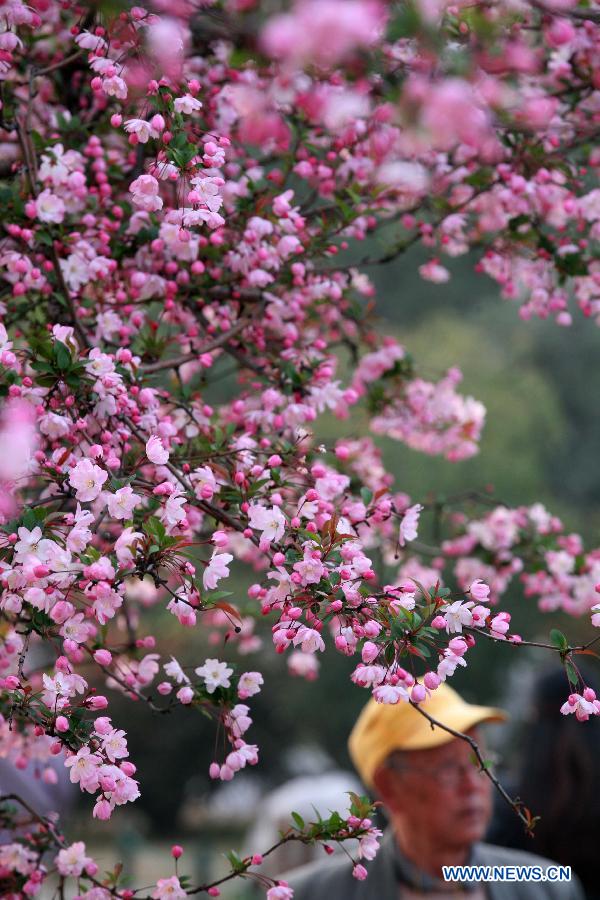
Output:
[348, 682, 507, 790]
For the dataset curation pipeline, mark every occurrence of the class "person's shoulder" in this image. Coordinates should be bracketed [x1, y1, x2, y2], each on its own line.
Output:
[475, 841, 562, 867]
[474, 842, 584, 898]
[283, 854, 356, 900]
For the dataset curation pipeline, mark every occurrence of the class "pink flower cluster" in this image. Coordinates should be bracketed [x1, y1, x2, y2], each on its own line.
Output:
[443, 503, 600, 620]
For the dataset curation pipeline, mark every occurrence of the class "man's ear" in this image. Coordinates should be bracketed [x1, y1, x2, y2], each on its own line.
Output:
[372, 765, 404, 814]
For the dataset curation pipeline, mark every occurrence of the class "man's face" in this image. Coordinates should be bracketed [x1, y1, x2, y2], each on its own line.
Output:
[375, 728, 493, 848]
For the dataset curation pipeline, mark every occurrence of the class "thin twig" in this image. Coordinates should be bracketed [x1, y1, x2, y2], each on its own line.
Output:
[409, 702, 533, 832]
[34, 49, 85, 78]
[140, 315, 254, 374]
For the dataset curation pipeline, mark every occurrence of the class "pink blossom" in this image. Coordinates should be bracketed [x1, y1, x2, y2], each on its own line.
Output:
[293, 553, 326, 584]
[152, 876, 187, 899]
[56, 842, 91, 877]
[174, 95, 203, 115]
[399, 504, 423, 547]
[238, 671, 264, 698]
[35, 189, 65, 224]
[419, 77, 495, 153]
[100, 729, 128, 763]
[440, 600, 474, 634]
[0, 400, 37, 481]
[192, 465, 220, 499]
[489, 612, 511, 639]
[560, 691, 600, 722]
[102, 75, 127, 99]
[203, 551, 233, 590]
[419, 260, 450, 283]
[91, 584, 123, 625]
[64, 747, 102, 790]
[248, 504, 286, 544]
[190, 176, 223, 212]
[195, 659, 233, 693]
[106, 485, 142, 520]
[469, 579, 491, 602]
[69, 459, 108, 502]
[352, 664, 385, 687]
[261, 0, 385, 69]
[75, 31, 107, 51]
[292, 626, 325, 654]
[437, 649, 467, 681]
[124, 118, 159, 143]
[0, 842, 38, 875]
[358, 831, 381, 861]
[288, 651, 320, 680]
[115, 528, 143, 565]
[177, 685, 194, 704]
[266, 884, 294, 900]
[130, 175, 163, 212]
[164, 657, 190, 684]
[94, 649, 112, 666]
[372, 683, 409, 704]
[146, 435, 170, 464]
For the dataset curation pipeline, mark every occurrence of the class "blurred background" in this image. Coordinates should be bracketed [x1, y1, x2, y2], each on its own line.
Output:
[34, 240, 600, 897]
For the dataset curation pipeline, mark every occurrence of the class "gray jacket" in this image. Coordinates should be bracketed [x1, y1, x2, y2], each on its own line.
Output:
[287, 829, 584, 900]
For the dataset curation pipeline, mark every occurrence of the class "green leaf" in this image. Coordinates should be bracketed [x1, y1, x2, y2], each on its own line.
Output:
[228, 47, 256, 69]
[65, 372, 82, 390]
[145, 516, 167, 544]
[224, 850, 246, 873]
[557, 253, 587, 277]
[550, 628, 568, 651]
[36, 231, 54, 247]
[464, 167, 494, 189]
[54, 341, 72, 370]
[21, 509, 38, 530]
[565, 659, 579, 687]
[348, 792, 373, 820]
[206, 590, 234, 602]
[291, 811, 305, 830]
[508, 213, 530, 233]
[387, 2, 421, 40]
[37, 374, 58, 388]
[391, 616, 409, 639]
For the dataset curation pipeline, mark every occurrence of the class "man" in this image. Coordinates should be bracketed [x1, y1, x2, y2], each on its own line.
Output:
[287, 683, 583, 899]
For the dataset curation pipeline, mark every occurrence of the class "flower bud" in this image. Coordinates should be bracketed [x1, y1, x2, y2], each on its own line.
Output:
[94, 649, 113, 666]
[423, 671, 441, 691]
[411, 684, 426, 703]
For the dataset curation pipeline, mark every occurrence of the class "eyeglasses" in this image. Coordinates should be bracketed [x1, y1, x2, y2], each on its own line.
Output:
[388, 752, 501, 788]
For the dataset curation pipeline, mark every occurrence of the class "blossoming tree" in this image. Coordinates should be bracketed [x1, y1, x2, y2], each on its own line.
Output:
[1, 0, 600, 896]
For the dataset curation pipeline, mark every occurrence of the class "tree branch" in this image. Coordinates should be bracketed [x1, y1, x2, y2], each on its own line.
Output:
[140, 315, 255, 374]
[408, 702, 534, 833]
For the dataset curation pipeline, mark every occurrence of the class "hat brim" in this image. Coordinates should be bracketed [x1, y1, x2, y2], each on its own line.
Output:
[394, 704, 508, 752]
